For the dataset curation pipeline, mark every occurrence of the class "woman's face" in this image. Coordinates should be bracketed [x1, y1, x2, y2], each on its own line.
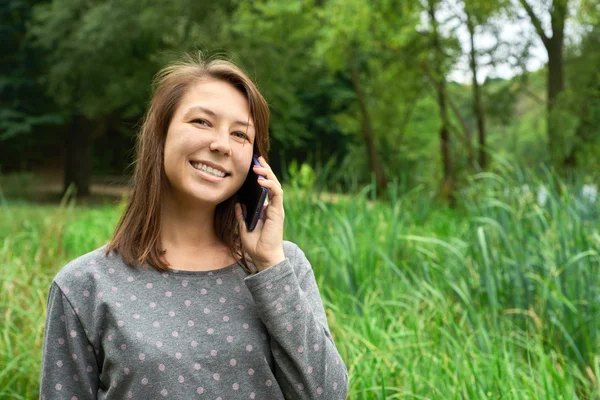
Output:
[163, 78, 255, 208]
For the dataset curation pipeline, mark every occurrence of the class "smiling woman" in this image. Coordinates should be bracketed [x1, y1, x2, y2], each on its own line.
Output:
[39, 53, 349, 400]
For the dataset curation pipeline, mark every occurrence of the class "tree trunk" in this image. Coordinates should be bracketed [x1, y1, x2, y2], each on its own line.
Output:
[466, 10, 487, 170]
[349, 57, 388, 196]
[428, 0, 454, 203]
[546, 34, 565, 165]
[63, 115, 92, 197]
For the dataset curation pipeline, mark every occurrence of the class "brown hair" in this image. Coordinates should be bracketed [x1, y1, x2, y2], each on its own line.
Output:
[104, 52, 270, 274]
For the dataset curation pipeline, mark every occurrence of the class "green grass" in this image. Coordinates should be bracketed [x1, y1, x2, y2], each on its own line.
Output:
[1, 165, 600, 399]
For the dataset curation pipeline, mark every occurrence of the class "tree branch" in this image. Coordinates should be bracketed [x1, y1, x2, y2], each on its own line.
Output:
[518, 0, 550, 47]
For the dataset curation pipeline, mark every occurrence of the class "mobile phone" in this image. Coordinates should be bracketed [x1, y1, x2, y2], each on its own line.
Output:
[238, 154, 269, 232]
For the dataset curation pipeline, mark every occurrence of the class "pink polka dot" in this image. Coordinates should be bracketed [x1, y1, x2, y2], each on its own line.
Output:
[159, 364, 166, 372]
[124, 368, 130, 375]
[111, 287, 117, 292]
[73, 374, 79, 381]
[317, 387, 324, 394]
[93, 273, 101, 279]
[146, 283, 153, 289]
[132, 314, 140, 319]
[160, 389, 168, 396]
[333, 382, 338, 390]
[296, 383, 304, 390]
[115, 302, 122, 308]
[266, 284, 273, 289]
[313, 344, 320, 351]
[55, 383, 62, 390]
[216, 278, 223, 284]
[248, 368, 254, 375]
[72, 354, 77, 360]
[70, 330, 77, 338]
[127, 276, 133, 282]
[172, 331, 178, 337]
[58, 338, 65, 344]
[239, 305, 245, 310]
[86, 366, 93, 372]
[108, 335, 112, 342]
[191, 340, 198, 347]
[296, 304, 302, 311]
[207, 328, 214, 334]
[165, 291, 172, 297]
[109, 268, 115, 274]
[213, 373, 220, 381]
[242, 323, 249, 329]
[117, 320, 124, 327]
[230, 359, 237, 366]
[139, 353, 145, 360]
[276, 303, 283, 311]
[227, 336, 234, 343]
[266, 380, 272, 386]
[153, 321, 160, 327]
[182, 280, 188, 287]
[168, 311, 175, 317]
[246, 345, 253, 351]
[75, 271, 81, 277]
[175, 352, 182, 359]
[204, 308, 210, 314]
[219, 297, 226, 303]
[284, 285, 290, 291]
[71, 396, 78, 400]
[194, 363, 201, 370]
[188, 320, 194, 327]
[234, 285, 241, 293]
[141, 377, 148, 385]
[63, 288, 70, 294]
[57, 360, 63, 367]
[211, 350, 217, 356]
[297, 346, 304, 353]
[130, 295, 136, 301]
[223, 316, 230, 321]
[150, 302, 156, 308]
[307, 366, 313, 373]
[185, 300, 191, 307]
[196, 387, 204, 394]
[121, 343, 127, 350]
[233, 383, 239, 390]
[201, 288, 207, 295]
[250, 392, 256, 399]
[83, 291, 89, 297]
[286, 324, 293, 331]
[178, 375, 184, 383]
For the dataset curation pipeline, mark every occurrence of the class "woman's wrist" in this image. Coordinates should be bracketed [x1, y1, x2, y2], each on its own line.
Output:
[254, 251, 286, 272]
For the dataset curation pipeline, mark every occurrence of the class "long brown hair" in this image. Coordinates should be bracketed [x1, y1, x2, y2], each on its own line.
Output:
[105, 53, 270, 274]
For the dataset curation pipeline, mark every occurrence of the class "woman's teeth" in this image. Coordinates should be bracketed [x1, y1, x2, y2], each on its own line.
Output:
[191, 162, 226, 178]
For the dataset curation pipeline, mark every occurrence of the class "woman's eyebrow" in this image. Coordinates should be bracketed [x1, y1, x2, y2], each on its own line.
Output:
[183, 106, 254, 128]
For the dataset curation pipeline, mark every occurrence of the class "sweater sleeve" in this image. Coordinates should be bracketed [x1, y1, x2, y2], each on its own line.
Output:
[40, 282, 99, 400]
[244, 244, 349, 399]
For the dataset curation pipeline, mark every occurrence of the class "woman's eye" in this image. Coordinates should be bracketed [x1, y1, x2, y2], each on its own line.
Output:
[232, 131, 249, 141]
[191, 119, 210, 127]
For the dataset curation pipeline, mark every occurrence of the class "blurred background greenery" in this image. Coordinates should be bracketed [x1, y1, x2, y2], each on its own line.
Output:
[2, 0, 600, 399]
[2, 0, 599, 199]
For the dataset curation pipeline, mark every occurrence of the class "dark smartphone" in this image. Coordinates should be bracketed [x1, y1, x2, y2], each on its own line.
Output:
[238, 154, 269, 232]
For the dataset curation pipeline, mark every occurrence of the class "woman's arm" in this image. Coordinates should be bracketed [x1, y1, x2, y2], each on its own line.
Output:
[40, 282, 99, 400]
[244, 242, 349, 400]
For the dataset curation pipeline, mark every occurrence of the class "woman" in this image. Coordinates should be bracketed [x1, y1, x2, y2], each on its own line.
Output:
[40, 53, 349, 399]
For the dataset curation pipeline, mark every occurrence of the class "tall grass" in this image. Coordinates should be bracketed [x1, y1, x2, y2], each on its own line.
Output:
[1, 164, 599, 399]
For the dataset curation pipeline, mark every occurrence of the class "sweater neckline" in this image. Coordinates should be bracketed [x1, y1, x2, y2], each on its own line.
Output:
[162, 259, 245, 276]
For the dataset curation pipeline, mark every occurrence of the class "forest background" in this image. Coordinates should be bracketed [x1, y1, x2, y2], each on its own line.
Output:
[2, 0, 600, 398]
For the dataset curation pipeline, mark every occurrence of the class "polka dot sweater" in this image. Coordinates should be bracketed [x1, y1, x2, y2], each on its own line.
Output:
[40, 241, 349, 399]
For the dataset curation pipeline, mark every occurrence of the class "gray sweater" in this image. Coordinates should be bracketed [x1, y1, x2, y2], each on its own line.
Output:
[40, 241, 348, 399]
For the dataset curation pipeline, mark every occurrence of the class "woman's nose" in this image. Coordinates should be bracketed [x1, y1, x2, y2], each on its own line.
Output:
[209, 129, 232, 155]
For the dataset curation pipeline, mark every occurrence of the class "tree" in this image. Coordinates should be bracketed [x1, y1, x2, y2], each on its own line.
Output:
[516, 0, 570, 167]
